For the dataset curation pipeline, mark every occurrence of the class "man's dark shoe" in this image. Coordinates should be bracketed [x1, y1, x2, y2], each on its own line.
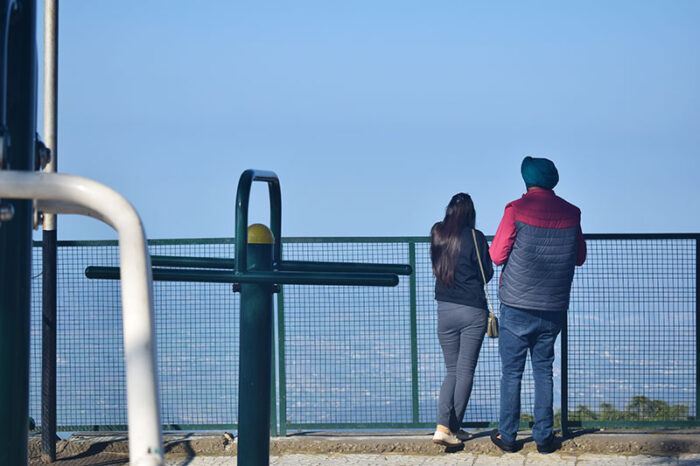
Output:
[490, 429, 519, 453]
[536, 435, 558, 454]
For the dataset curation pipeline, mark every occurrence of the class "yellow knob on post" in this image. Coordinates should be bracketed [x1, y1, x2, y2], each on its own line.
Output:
[248, 223, 275, 244]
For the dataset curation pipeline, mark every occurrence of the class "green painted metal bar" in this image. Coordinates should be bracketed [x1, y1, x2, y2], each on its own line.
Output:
[408, 241, 420, 424]
[582, 233, 700, 241]
[285, 234, 700, 242]
[149, 255, 412, 276]
[276, 286, 287, 437]
[284, 421, 536, 430]
[561, 308, 569, 436]
[56, 421, 550, 432]
[270, 312, 277, 438]
[696, 238, 699, 425]
[86, 266, 400, 287]
[56, 424, 240, 432]
[41, 233, 700, 250]
[161, 424, 238, 431]
[0, 1, 36, 464]
[151, 255, 234, 269]
[285, 422, 467, 430]
[279, 260, 412, 275]
[235, 170, 282, 273]
[281, 236, 432, 244]
[37, 233, 700, 250]
[238, 232, 274, 465]
[568, 420, 700, 428]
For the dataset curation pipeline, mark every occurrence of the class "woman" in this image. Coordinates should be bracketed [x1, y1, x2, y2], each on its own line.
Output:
[431, 192, 493, 447]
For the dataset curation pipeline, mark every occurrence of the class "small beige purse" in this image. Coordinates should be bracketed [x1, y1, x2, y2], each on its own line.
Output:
[472, 229, 498, 338]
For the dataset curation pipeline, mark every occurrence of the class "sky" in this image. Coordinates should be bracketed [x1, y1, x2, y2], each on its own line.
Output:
[34, 0, 700, 241]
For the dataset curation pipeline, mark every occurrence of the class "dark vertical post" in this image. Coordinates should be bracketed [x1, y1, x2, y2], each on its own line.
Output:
[408, 241, 419, 425]
[41, 230, 57, 461]
[696, 239, 699, 423]
[0, 1, 37, 464]
[276, 287, 287, 437]
[561, 309, 569, 436]
[269, 314, 277, 437]
[237, 224, 274, 466]
[41, 0, 58, 461]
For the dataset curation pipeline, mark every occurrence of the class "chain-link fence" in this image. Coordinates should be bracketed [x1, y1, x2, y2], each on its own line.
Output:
[29, 235, 698, 432]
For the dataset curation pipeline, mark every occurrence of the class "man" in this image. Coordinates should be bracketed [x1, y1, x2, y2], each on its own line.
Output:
[489, 156, 586, 454]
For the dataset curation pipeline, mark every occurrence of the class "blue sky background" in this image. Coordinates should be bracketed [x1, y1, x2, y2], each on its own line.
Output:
[35, 1, 699, 240]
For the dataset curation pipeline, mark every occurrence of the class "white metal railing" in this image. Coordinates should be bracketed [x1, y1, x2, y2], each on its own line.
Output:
[0, 171, 163, 466]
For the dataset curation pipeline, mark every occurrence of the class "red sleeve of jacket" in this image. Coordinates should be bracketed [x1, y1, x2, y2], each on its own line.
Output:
[576, 226, 587, 266]
[489, 204, 516, 266]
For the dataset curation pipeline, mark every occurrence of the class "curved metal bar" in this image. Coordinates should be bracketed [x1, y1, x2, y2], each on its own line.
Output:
[1, 172, 163, 466]
[36, 199, 110, 225]
[234, 169, 281, 273]
[87, 266, 400, 287]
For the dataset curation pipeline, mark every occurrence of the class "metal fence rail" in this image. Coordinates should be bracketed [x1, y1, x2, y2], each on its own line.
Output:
[28, 235, 699, 433]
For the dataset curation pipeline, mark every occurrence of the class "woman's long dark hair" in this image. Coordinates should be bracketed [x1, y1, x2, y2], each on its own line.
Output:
[431, 193, 476, 287]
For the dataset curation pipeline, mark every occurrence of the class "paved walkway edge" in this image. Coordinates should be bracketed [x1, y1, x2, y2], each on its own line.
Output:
[28, 430, 700, 460]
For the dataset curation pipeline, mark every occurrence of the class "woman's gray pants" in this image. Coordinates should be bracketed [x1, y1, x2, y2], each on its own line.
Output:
[436, 301, 487, 432]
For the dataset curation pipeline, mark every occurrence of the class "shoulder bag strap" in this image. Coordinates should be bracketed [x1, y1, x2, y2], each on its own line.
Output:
[472, 228, 494, 313]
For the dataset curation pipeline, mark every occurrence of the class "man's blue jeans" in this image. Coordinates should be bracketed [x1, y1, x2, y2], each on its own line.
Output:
[498, 303, 563, 445]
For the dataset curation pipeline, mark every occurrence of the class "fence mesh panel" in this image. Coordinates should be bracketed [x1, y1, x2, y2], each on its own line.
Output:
[28, 236, 697, 431]
[30, 240, 240, 430]
[280, 240, 412, 426]
[567, 238, 697, 424]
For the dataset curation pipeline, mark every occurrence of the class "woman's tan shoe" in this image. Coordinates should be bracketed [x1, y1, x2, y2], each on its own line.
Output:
[432, 429, 463, 447]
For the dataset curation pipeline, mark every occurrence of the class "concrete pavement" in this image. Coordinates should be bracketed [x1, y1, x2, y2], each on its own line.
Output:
[27, 430, 700, 465]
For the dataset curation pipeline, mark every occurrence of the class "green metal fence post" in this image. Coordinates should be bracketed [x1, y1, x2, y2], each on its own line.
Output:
[561, 309, 569, 436]
[696, 238, 699, 423]
[270, 311, 278, 437]
[0, 1, 37, 464]
[237, 224, 274, 466]
[408, 241, 419, 424]
[277, 286, 287, 436]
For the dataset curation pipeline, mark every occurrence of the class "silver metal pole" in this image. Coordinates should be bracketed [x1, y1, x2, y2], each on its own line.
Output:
[42, 0, 57, 188]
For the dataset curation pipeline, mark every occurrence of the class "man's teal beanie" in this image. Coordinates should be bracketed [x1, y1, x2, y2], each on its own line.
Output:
[521, 156, 559, 190]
